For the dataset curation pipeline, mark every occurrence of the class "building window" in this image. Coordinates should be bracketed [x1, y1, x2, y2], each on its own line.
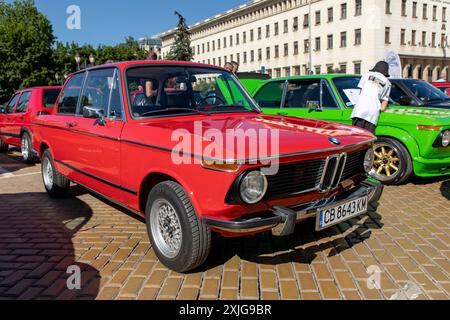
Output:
[315, 65, 321, 75]
[258, 27, 262, 40]
[432, 32, 436, 47]
[293, 66, 301, 76]
[294, 41, 299, 55]
[385, 27, 391, 44]
[217, 39, 221, 50]
[212, 40, 215, 51]
[341, 3, 347, 19]
[266, 25, 270, 38]
[401, 29, 406, 45]
[402, 0, 407, 17]
[236, 34, 240, 45]
[213, 58, 216, 65]
[340, 63, 347, 73]
[284, 19, 288, 33]
[250, 29, 254, 42]
[328, 7, 334, 22]
[421, 31, 426, 47]
[386, 0, 392, 14]
[355, 0, 362, 16]
[340, 32, 347, 47]
[202, 43, 205, 53]
[315, 10, 321, 25]
[275, 45, 279, 58]
[266, 47, 271, 59]
[243, 32, 247, 43]
[433, 5, 438, 21]
[411, 30, 416, 46]
[304, 39, 310, 53]
[355, 29, 362, 45]
[412, 2, 417, 18]
[224, 56, 227, 63]
[207, 42, 210, 52]
[230, 35, 233, 47]
[284, 67, 291, 77]
[223, 37, 227, 48]
[327, 34, 333, 49]
[258, 48, 262, 61]
[230, 54, 233, 62]
[354, 62, 361, 75]
[243, 52, 247, 63]
[442, 33, 446, 48]
[293, 17, 299, 31]
[236, 53, 240, 63]
[443, 7, 447, 22]
[303, 14, 309, 28]
[315, 37, 321, 51]
[250, 50, 254, 62]
[274, 22, 279, 35]
[284, 43, 289, 56]
[423, 4, 428, 19]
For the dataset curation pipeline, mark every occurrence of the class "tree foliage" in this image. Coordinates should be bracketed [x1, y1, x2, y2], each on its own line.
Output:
[167, 11, 193, 61]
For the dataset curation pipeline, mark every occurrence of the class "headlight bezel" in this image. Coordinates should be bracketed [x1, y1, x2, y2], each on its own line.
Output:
[238, 170, 268, 205]
[363, 148, 375, 173]
[433, 130, 450, 148]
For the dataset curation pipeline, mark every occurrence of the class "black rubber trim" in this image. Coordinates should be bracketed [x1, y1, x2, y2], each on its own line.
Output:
[203, 211, 282, 230]
[55, 159, 137, 195]
[0, 132, 20, 138]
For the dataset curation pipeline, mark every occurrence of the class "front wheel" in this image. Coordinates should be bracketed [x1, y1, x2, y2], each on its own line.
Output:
[21, 133, 38, 164]
[145, 181, 211, 273]
[41, 149, 70, 198]
[370, 137, 412, 185]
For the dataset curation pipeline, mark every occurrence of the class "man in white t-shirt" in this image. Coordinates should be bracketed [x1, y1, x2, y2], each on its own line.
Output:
[351, 61, 392, 134]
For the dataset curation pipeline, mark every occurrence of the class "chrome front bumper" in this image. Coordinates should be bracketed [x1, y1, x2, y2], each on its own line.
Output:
[203, 180, 383, 237]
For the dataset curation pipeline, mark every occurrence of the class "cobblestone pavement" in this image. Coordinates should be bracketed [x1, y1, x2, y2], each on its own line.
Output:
[0, 150, 449, 300]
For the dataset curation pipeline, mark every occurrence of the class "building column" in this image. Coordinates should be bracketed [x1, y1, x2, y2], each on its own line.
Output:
[442, 66, 449, 81]
[403, 64, 412, 78]
[422, 65, 431, 81]
[412, 65, 422, 79]
[432, 65, 441, 81]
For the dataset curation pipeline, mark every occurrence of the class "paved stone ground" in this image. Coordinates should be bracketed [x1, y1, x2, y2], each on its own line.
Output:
[0, 149, 449, 300]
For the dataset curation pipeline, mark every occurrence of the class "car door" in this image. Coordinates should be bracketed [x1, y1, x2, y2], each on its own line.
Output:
[282, 78, 343, 122]
[71, 68, 125, 201]
[1, 92, 22, 145]
[10, 91, 32, 144]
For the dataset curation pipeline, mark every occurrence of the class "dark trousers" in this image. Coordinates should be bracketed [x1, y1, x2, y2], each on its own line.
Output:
[352, 118, 376, 134]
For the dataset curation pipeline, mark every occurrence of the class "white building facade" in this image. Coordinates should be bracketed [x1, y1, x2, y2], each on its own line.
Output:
[158, 0, 450, 80]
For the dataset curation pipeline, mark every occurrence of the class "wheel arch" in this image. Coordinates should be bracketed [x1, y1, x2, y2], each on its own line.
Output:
[375, 126, 419, 159]
[20, 127, 32, 138]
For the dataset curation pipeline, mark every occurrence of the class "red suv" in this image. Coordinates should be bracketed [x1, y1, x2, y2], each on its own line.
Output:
[0, 86, 62, 163]
[32, 61, 382, 272]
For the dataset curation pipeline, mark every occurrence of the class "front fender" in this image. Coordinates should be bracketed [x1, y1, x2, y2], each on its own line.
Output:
[375, 125, 420, 159]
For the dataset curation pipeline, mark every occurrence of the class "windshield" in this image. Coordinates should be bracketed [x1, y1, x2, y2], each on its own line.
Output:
[403, 80, 450, 103]
[126, 66, 259, 118]
[332, 77, 363, 108]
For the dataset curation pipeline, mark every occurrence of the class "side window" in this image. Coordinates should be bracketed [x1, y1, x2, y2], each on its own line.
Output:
[285, 80, 321, 108]
[254, 82, 284, 108]
[15, 91, 32, 113]
[108, 70, 124, 119]
[78, 68, 116, 117]
[57, 73, 85, 115]
[5, 94, 20, 114]
[389, 83, 406, 104]
[321, 81, 339, 109]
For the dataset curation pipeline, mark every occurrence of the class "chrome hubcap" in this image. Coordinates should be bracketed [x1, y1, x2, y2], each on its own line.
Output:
[21, 136, 29, 160]
[42, 158, 53, 189]
[150, 199, 182, 259]
[371, 143, 401, 180]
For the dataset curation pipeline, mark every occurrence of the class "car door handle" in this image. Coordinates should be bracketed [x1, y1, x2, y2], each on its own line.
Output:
[66, 122, 77, 128]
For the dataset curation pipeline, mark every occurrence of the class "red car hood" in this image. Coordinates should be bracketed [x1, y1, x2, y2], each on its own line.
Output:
[131, 113, 374, 161]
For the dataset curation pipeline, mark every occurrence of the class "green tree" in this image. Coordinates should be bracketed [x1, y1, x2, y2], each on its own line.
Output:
[167, 11, 193, 61]
[0, 0, 55, 101]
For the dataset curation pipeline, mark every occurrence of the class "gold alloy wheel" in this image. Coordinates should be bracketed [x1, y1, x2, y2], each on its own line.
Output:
[372, 143, 401, 180]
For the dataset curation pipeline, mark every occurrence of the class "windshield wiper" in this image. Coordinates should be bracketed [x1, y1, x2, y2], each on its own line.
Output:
[139, 108, 210, 117]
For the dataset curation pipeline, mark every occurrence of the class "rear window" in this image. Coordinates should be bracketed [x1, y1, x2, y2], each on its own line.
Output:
[43, 89, 61, 108]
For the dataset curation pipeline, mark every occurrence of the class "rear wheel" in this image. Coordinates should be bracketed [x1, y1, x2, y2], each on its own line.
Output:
[145, 181, 211, 273]
[41, 149, 70, 198]
[0, 139, 8, 152]
[370, 137, 412, 185]
[21, 133, 38, 164]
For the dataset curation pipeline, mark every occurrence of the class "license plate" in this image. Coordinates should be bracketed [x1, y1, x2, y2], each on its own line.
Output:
[316, 196, 368, 231]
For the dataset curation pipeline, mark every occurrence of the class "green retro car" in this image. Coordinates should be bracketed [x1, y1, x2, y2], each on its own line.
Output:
[248, 74, 450, 185]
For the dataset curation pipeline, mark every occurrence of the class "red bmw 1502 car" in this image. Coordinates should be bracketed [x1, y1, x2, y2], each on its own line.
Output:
[32, 61, 382, 272]
[0, 86, 62, 163]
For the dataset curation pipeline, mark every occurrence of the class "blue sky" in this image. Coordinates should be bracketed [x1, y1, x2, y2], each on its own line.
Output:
[29, 0, 246, 46]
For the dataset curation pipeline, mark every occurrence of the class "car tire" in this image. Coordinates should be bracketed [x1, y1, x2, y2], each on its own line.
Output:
[0, 139, 8, 152]
[21, 133, 39, 164]
[370, 137, 412, 185]
[41, 149, 70, 198]
[145, 181, 211, 273]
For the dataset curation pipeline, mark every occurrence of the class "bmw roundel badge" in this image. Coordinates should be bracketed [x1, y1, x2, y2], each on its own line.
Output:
[329, 137, 341, 145]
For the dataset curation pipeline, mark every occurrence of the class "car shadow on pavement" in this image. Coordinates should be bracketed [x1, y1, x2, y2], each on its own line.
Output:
[0, 192, 100, 300]
[440, 180, 450, 200]
[198, 209, 384, 271]
[0, 150, 38, 175]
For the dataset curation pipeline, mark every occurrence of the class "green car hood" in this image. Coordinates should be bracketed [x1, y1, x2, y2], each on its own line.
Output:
[383, 106, 450, 126]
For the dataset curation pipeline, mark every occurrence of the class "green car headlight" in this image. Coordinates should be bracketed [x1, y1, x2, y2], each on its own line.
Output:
[433, 130, 450, 148]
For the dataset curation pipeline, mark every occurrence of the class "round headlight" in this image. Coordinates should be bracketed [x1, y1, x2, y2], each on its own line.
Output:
[442, 130, 450, 147]
[239, 171, 268, 204]
[363, 148, 375, 173]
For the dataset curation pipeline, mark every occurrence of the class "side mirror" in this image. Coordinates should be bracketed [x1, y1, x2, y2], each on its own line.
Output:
[306, 100, 323, 112]
[83, 106, 103, 119]
[399, 95, 414, 106]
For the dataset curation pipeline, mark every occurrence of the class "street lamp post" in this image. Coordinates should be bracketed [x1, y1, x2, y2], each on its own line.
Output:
[308, 0, 312, 74]
[75, 53, 81, 71]
[55, 73, 60, 85]
[75, 53, 95, 71]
